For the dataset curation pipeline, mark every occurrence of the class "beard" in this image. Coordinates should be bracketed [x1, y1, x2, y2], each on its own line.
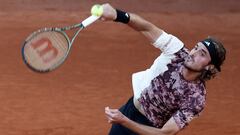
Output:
[183, 63, 203, 72]
[184, 56, 204, 72]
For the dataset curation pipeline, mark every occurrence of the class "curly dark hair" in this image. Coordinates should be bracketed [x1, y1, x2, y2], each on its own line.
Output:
[199, 36, 226, 81]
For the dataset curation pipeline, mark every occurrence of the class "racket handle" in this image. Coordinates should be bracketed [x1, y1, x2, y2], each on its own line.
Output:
[82, 15, 100, 28]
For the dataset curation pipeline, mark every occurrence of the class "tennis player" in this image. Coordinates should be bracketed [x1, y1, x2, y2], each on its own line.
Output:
[101, 3, 226, 135]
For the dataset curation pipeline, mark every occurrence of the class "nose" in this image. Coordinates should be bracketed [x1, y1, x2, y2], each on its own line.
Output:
[190, 50, 197, 56]
[190, 48, 201, 56]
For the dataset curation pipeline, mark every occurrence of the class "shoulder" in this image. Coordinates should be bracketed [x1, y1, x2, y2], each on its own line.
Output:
[152, 31, 185, 54]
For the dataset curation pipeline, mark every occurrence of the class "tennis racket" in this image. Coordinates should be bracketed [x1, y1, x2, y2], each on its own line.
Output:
[22, 5, 103, 73]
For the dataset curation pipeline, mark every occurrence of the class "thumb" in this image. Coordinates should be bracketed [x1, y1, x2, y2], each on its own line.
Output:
[100, 17, 106, 21]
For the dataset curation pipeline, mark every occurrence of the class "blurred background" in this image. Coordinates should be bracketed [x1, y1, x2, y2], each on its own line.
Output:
[0, 0, 239, 135]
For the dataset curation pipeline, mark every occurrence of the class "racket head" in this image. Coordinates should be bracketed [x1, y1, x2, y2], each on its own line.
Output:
[22, 28, 71, 73]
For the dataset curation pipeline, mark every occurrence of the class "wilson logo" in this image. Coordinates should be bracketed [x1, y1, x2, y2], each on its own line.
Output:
[31, 38, 58, 63]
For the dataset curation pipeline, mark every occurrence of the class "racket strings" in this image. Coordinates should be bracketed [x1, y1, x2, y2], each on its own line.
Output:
[23, 31, 69, 71]
[51, 32, 68, 54]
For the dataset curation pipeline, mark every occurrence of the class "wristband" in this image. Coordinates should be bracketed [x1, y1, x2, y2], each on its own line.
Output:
[114, 9, 130, 24]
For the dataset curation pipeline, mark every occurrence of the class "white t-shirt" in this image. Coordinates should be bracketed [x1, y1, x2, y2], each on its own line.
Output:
[132, 31, 184, 99]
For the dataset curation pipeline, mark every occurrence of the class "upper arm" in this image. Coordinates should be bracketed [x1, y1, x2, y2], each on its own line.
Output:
[152, 32, 184, 54]
[141, 23, 163, 44]
[128, 13, 163, 43]
[128, 13, 183, 54]
[172, 93, 206, 130]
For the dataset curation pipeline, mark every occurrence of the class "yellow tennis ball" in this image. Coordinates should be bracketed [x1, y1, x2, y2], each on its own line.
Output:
[91, 4, 103, 16]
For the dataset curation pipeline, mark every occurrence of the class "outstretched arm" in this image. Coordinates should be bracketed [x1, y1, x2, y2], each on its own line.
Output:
[101, 3, 163, 43]
[105, 107, 180, 135]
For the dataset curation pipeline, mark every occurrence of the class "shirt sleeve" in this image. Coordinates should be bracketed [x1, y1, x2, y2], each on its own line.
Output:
[152, 31, 184, 55]
[172, 93, 206, 129]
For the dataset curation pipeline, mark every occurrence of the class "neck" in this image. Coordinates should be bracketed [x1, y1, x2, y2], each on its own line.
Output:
[181, 66, 201, 82]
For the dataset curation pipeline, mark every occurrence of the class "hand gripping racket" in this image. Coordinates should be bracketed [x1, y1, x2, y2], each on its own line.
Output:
[22, 5, 103, 73]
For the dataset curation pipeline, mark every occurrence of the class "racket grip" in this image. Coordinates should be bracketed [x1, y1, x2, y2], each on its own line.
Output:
[82, 15, 100, 28]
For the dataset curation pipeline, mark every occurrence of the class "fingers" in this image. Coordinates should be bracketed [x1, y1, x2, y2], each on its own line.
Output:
[105, 106, 122, 124]
[105, 107, 114, 123]
[100, 3, 117, 21]
[105, 107, 116, 117]
[105, 107, 118, 113]
[100, 17, 105, 21]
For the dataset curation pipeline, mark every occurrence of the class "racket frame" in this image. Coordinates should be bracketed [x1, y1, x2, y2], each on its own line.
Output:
[22, 27, 73, 73]
[22, 15, 99, 73]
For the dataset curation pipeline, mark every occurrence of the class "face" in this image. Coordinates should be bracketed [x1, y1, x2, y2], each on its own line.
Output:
[184, 42, 212, 72]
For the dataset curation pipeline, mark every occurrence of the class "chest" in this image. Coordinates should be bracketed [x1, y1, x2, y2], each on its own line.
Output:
[154, 65, 196, 107]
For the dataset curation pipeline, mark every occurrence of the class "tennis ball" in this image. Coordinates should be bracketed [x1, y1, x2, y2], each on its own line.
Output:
[91, 4, 103, 16]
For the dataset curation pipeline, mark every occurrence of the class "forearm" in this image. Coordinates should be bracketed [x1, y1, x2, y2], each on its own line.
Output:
[127, 13, 154, 31]
[101, 3, 163, 42]
[105, 107, 179, 135]
[122, 118, 175, 135]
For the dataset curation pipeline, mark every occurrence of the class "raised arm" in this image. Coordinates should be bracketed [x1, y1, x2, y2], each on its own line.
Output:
[101, 3, 163, 43]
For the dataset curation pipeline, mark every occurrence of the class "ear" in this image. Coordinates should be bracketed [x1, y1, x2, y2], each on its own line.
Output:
[204, 64, 215, 70]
